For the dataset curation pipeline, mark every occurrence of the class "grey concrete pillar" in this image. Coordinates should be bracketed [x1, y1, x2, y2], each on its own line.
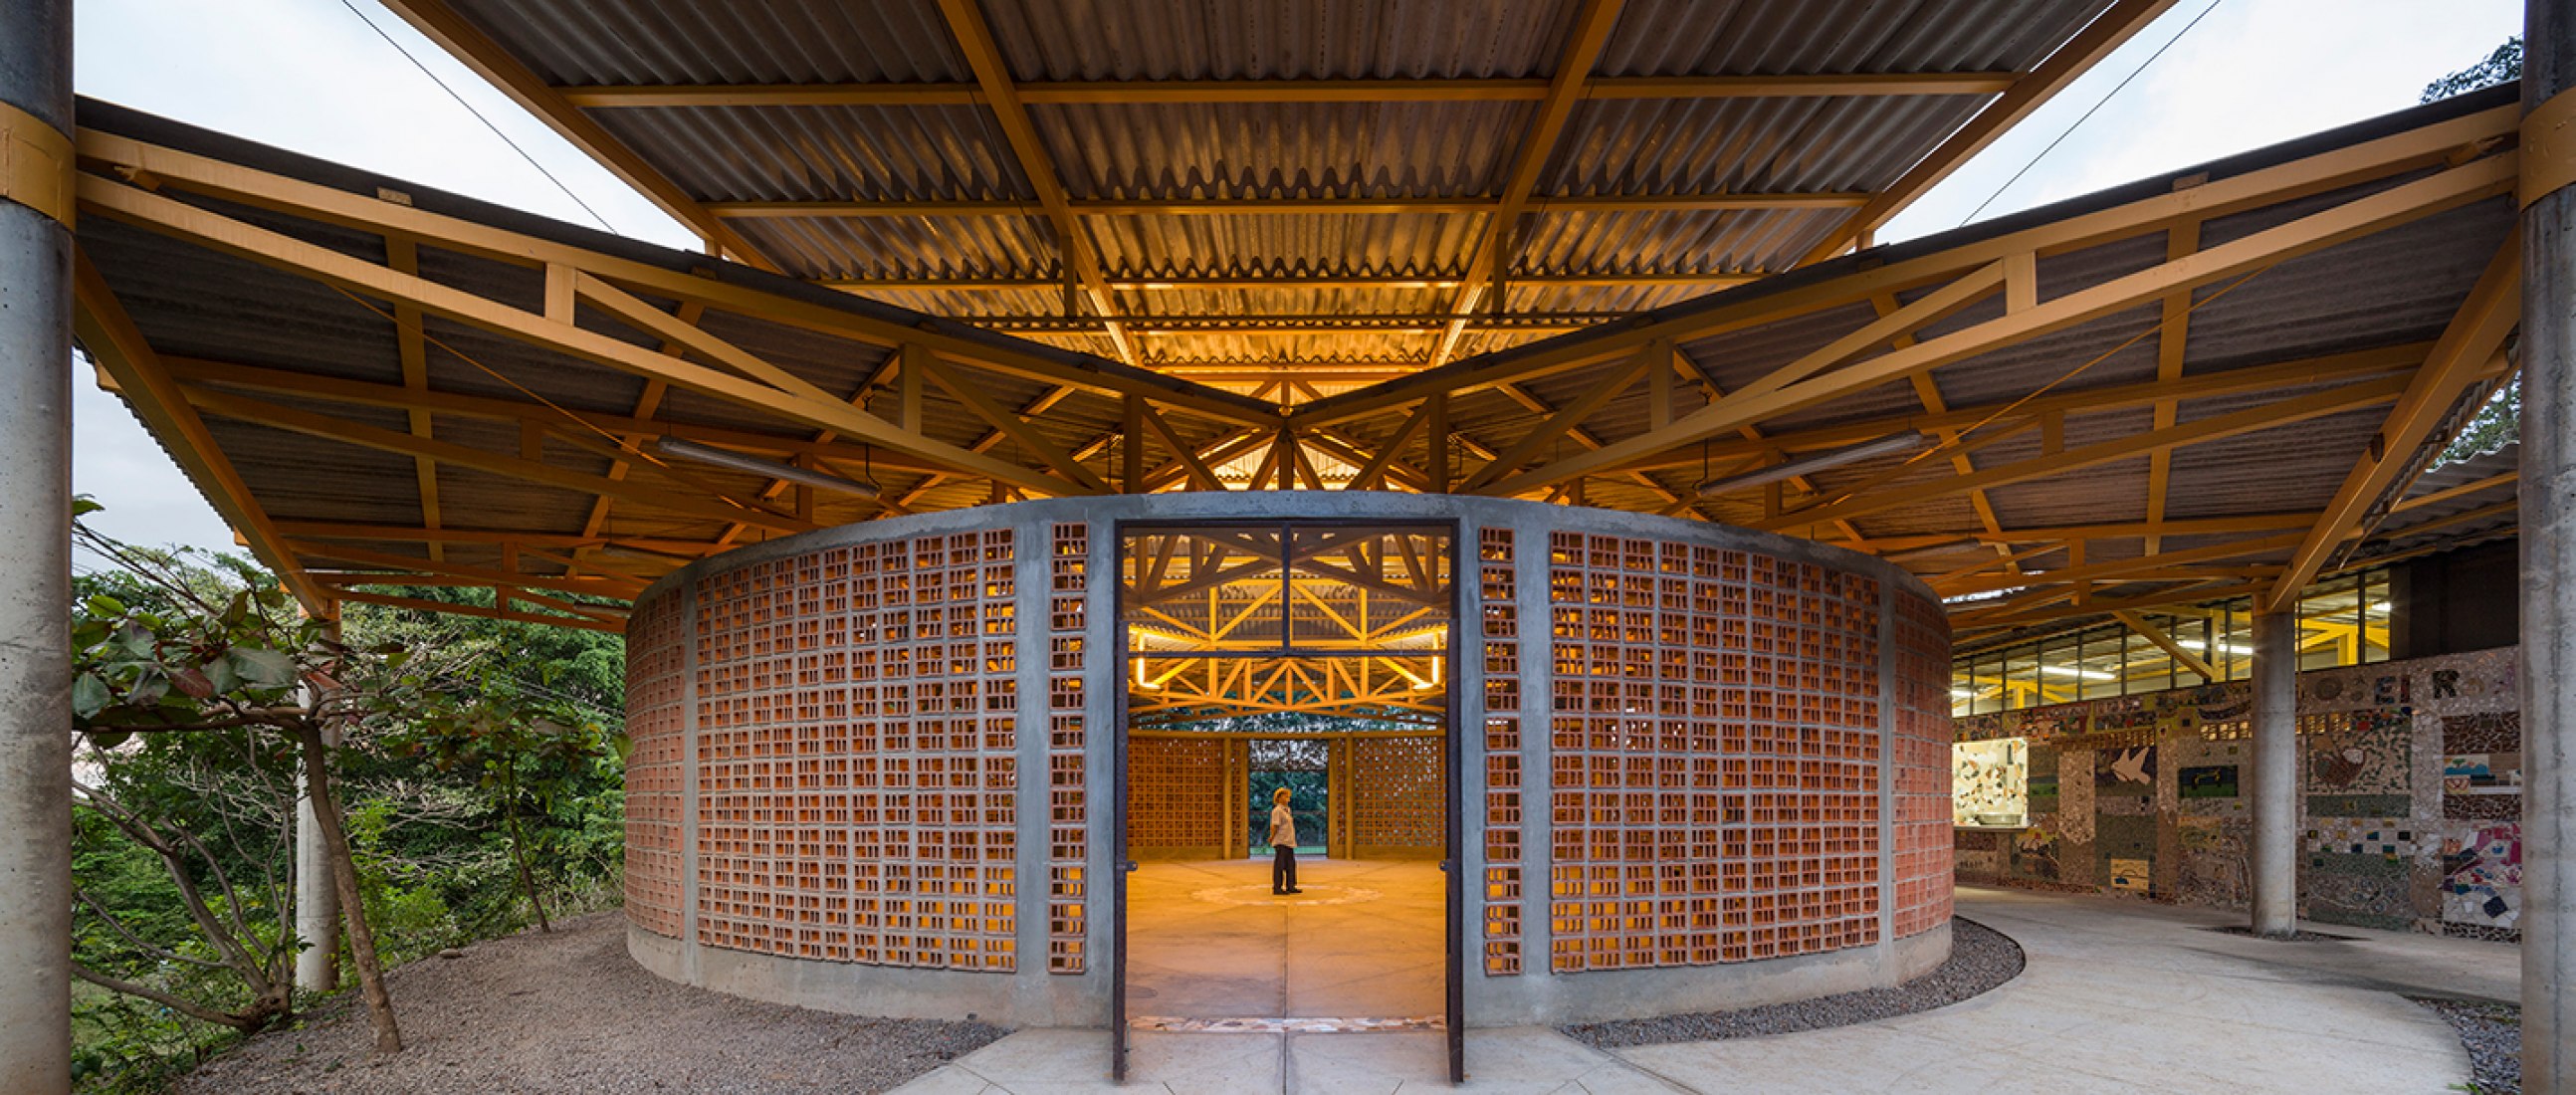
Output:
[2522, 1, 2576, 1085]
[2248, 609, 2299, 939]
[0, 1, 77, 1090]
[294, 722, 339, 993]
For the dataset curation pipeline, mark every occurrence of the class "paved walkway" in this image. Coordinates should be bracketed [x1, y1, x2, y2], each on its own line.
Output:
[892, 886, 2515, 1093]
[1127, 857, 1445, 1025]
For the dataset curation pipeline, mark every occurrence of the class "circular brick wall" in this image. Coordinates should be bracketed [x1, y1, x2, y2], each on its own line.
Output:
[623, 494, 1952, 1025]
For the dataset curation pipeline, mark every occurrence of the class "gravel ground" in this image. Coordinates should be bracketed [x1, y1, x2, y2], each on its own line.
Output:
[1562, 918, 2025, 1049]
[2413, 995, 2521, 1094]
[172, 911, 1004, 1095]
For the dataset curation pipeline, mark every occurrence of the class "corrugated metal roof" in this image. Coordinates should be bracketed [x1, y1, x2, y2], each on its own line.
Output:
[1301, 84, 2526, 629]
[427, 0, 2124, 373]
[68, 13, 2530, 636]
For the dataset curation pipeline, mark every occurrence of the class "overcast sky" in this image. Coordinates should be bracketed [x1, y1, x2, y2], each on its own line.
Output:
[67, 0, 2521, 559]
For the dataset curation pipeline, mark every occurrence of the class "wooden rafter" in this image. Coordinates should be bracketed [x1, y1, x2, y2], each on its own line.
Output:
[708, 193, 1868, 219]
[291, 542, 648, 599]
[326, 586, 625, 634]
[2142, 218, 2202, 554]
[1425, 0, 1626, 368]
[1475, 151, 2513, 498]
[828, 272, 1768, 293]
[2113, 609, 2220, 682]
[1797, 0, 2185, 264]
[932, 0, 1140, 368]
[371, 0, 773, 268]
[72, 253, 330, 613]
[177, 386, 818, 534]
[75, 172, 1119, 499]
[1291, 100, 2514, 429]
[1757, 377, 2415, 534]
[70, 126, 1275, 426]
[557, 72, 2016, 109]
[2264, 238, 2521, 609]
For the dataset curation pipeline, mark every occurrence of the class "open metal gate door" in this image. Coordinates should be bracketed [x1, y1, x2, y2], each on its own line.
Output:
[1444, 529, 1466, 1083]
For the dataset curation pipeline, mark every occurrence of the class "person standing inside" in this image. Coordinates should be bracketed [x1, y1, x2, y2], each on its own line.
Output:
[1268, 786, 1302, 895]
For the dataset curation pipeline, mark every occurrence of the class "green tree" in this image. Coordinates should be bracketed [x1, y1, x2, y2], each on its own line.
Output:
[2423, 37, 2521, 104]
[71, 506, 407, 1053]
[2424, 38, 2524, 466]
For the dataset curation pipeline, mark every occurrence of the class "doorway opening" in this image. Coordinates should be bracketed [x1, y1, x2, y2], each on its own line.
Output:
[1114, 522, 1458, 1065]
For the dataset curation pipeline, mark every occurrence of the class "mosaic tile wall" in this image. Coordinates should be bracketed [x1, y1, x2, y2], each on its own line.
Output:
[1543, 533, 1919, 974]
[1954, 646, 2521, 938]
[693, 532, 1022, 972]
[623, 587, 687, 939]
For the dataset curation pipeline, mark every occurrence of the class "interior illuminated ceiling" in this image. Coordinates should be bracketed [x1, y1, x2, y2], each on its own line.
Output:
[1123, 527, 1450, 726]
[64, 0, 2523, 651]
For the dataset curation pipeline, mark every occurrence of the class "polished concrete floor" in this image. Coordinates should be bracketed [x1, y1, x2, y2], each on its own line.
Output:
[1126, 857, 1446, 1024]
[892, 886, 2520, 1094]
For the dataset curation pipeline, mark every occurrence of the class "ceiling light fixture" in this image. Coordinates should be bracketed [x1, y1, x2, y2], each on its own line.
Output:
[1694, 432, 1927, 499]
[654, 437, 881, 502]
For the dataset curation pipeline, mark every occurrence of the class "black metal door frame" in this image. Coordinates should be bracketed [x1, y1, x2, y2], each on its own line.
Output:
[1441, 522, 1466, 1082]
[1106, 518, 1465, 1082]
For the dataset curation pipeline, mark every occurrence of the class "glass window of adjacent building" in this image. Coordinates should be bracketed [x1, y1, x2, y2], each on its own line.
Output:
[2299, 574, 2359, 670]
[1946, 567, 2392, 712]
[2076, 624, 2125, 699]
[2005, 645, 2039, 710]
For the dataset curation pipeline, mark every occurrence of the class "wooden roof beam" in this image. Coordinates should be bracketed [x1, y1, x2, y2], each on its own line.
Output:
[557, 72, 2018, 109]
[1602, 342, 2427, 477]
[2113, 609, 2220, 682]
[1289, 99, 2515, 430]
[1798, 0, 2185, 265]
[1756, 375, 2412, 534]
[371, 0, 775, 269]
[709, 193, 1868, 218]
[72, 251, 332, 614]
[291, 542, 648, 599]
[71, 127, 1278, 427]
[2264, 237, 2522, 610]
[326, 586, 625, 633]
[76, 173, 1102, 497]
[1476, 152, 2512, 497]
[829, 272, 1770, 292]
[1425, 0, 1627, 368]
[176, 386, 820, 534]
[933, 0, 1142, 368]
[271, 522, 718, 555]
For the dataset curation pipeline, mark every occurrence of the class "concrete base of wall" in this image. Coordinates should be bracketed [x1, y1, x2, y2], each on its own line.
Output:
[1465, 924, 1953, 1027]
[633, 918, 1951, 1029]
[628, 925, 1109, 1027]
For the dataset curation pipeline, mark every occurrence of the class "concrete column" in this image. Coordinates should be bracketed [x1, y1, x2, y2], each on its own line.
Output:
[2248, 609, 2299, 938]
[293, 720, 339, 993]
[0, 2, 77, 1091]
[2521, 1, 2576, 1084]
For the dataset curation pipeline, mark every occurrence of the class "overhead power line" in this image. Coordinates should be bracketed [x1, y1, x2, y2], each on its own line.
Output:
[1959, 0, 2230, 227]
[332, 0, 621, 234]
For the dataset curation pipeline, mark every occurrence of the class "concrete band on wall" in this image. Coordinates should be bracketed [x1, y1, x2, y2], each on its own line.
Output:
[621, 493, 1953, 1027]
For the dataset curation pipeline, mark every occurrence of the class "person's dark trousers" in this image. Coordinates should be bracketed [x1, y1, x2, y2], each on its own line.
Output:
[1272, 842, 1298, 893]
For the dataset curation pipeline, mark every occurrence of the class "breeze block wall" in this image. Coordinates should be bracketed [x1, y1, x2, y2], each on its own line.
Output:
[623, 494, 1952, 1026]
